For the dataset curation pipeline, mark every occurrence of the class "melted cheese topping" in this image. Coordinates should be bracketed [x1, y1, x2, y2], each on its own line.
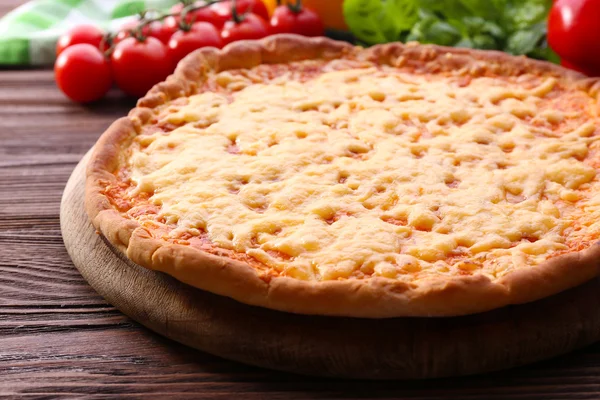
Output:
[125, 62, 600, 282]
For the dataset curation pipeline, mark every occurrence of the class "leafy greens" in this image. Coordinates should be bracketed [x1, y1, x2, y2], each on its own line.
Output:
[343, 0, 558, 62]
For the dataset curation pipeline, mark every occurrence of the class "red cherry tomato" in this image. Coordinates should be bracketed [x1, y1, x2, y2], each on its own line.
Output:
[163, 15, 181, 34]
[170, 2, 185, 13]
[270, 5, 324, 37]
[170, 1, 227, 28]
[56, 24, 104, 56]
[54, 44, 112, 103]
[221, 13, 270, 45]
[239, 0, 270, 21]
[110, 36, 173, 98]
[168, 22, 223, 65]
[115, 20, 176, 45]
[211, 0, 270, 24]
[147, 21, 178, 44]
[114, 20, 139, 43]
[548, 0, 600, 76]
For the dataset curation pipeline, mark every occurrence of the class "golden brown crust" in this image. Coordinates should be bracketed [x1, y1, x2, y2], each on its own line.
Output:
[85, 34, 600, 318]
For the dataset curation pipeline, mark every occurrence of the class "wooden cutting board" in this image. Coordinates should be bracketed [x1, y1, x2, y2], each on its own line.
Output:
[60, 151, 600, 380]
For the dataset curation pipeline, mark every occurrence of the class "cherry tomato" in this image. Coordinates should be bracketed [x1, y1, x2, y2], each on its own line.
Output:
[170, 2, 185, 13]
[264, 0, 347, 30]
[56, 24, 104, 56]
[212, 0, 270, 24]
[111, 37, 173, 98]
[114, 20, 139, 43]
[240, 0, 270, 21]
[115, 20, 176, 45]
[147, 21, 178, 44]
[163, 15, 182, 34]
[301, 0, 346, 30]
[168, 22, 223, 65]
[170, 1, 227, 28]
[221, 13, 270, 45]
[548, 0, 600, 76]
[270, 4, 324, 37]
[55, 44, 112, 103]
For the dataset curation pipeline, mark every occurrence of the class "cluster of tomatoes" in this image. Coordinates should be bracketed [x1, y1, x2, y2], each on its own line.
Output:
[54, 0, 324, 103]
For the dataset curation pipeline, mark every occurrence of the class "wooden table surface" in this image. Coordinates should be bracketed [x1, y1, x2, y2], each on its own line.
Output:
[2, 1, 600, 398]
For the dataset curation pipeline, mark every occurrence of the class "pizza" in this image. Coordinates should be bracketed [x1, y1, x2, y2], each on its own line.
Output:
[85, 35, 600, 318]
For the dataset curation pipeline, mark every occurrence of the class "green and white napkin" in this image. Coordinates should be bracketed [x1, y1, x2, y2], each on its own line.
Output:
[0, 0, 178, 66]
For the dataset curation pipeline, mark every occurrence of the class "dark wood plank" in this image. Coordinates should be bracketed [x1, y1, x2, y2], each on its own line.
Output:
[2, 0, 600, 397]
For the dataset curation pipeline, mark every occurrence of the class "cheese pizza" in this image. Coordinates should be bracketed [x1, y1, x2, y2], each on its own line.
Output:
[86, 35, 600, 317]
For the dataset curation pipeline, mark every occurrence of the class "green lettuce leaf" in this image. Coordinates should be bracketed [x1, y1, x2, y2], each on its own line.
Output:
[343, 0, 419, 44]
[343, 0, 555, 61]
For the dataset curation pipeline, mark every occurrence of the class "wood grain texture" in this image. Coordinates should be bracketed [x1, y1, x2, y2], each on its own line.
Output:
[2, 0, 600, 397]
[61, 153, 600, 380]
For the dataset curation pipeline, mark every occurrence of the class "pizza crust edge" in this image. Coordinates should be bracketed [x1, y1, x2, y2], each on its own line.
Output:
[85, 34, 600, 318]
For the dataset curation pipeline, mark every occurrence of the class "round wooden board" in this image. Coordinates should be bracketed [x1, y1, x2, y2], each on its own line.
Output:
[61, 151, 600, 380]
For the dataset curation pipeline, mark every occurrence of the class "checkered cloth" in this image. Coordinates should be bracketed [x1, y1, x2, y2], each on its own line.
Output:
[0, 0, 179, 66]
